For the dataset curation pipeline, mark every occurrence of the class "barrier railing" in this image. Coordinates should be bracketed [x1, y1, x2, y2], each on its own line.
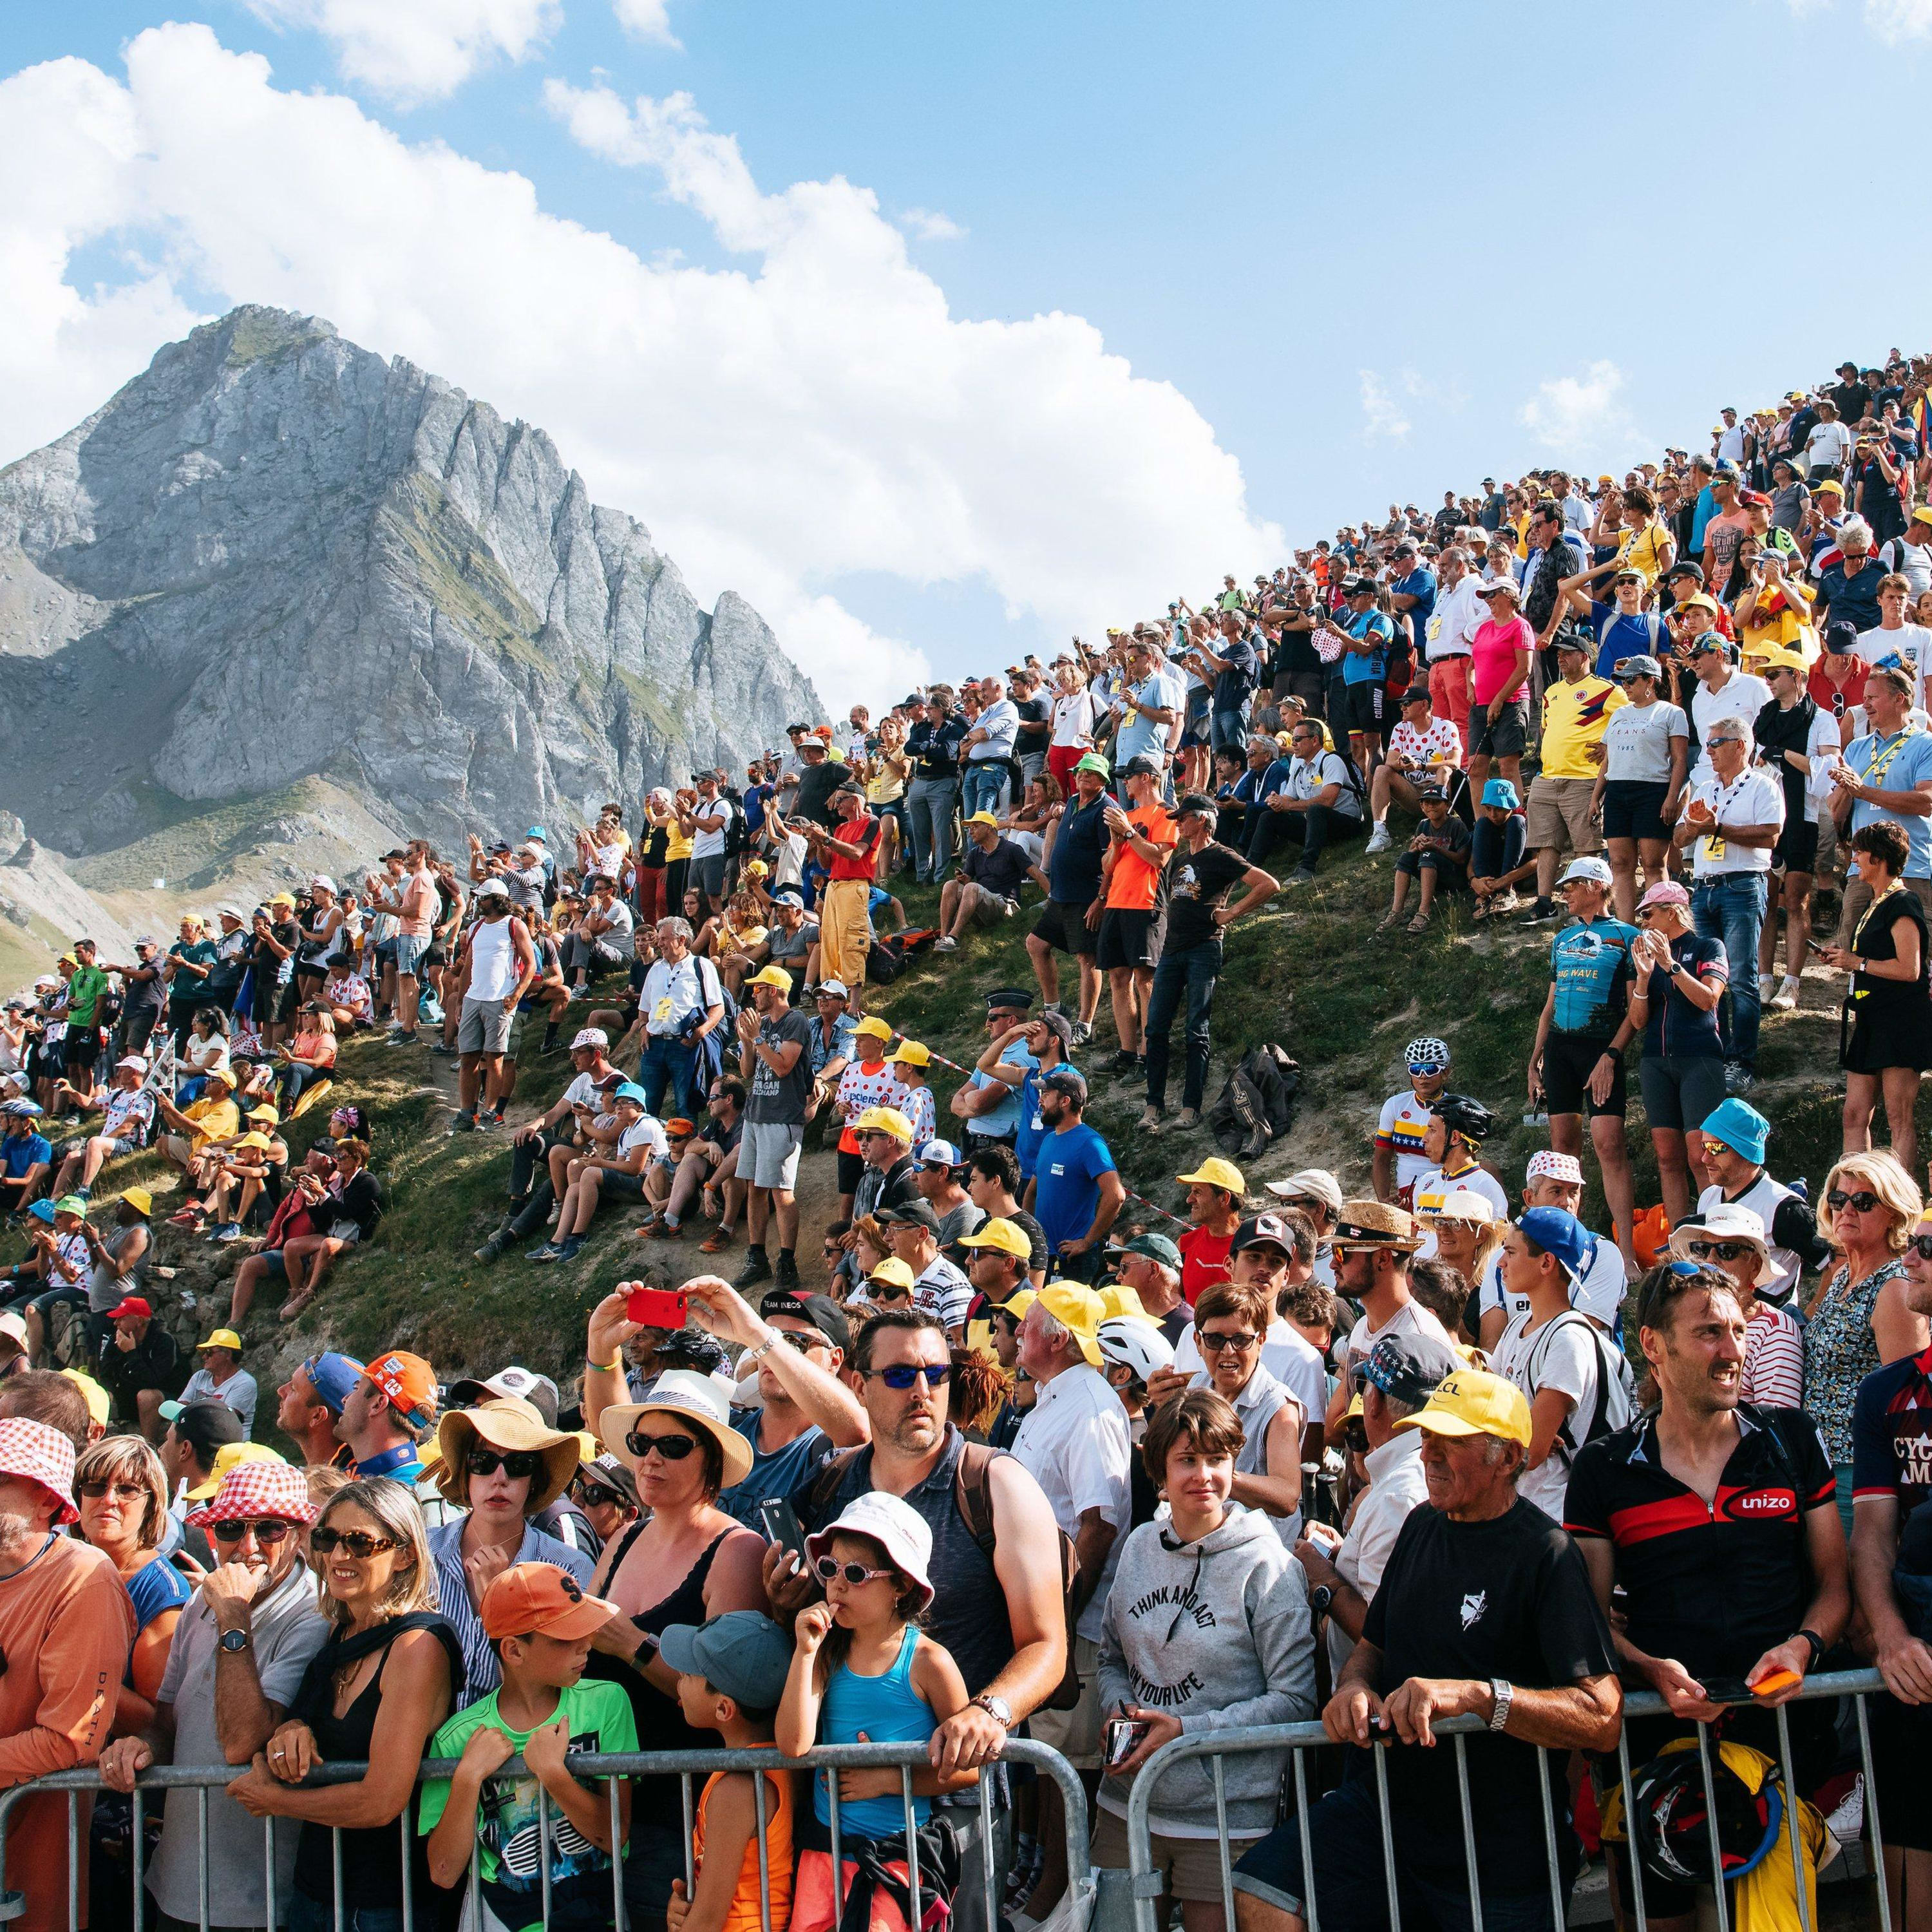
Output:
[0, 1736, 1090, 1932]
[1121, 1667, 1889, 1932]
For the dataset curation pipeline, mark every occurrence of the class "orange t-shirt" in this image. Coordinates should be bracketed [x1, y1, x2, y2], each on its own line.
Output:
[1105, 805, 1177, 911]
[0, 1535, 137, 1931]
[696, 1757, 793, 1932]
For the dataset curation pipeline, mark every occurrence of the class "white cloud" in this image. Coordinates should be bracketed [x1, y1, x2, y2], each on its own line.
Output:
[244, 0, 560, 103]
[900, 207, 965, 242]
[1517, 359, 1646, 464]
[0, 30, 1277, 710]
[612, 0, 682, 46]
[1359, 370, 1410, 441]
[1865, 0, 1932, 37]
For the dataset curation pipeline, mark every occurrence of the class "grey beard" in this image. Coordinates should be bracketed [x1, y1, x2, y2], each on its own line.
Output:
[0, 1512, 43, 1562]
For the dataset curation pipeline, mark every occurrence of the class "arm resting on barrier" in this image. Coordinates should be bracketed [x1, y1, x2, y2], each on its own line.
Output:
[425, 1727, 515, 1889]
[1851, 1491, 1932, 1703]
[524, 1716, 626, 1854]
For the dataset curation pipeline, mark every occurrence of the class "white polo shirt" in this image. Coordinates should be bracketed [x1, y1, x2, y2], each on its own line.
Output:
[1686, 766, 1785, 878]
[1010, 1360, 1131, 1643]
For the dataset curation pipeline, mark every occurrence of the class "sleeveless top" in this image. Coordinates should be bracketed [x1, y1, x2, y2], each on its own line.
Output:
[699, 1754, 795, 1932]
[815, 1625, 936, 1837]
[587, 1522, 735, 1820]
[289, 1613, 464, 1909]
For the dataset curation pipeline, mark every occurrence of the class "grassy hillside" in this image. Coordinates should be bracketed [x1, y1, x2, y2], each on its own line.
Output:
[64, 835, 1877, 1412]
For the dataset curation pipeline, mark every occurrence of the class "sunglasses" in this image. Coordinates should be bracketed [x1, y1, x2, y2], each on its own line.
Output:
[1408, 1061, 1447, 1079]
[212, 1517, 294, 1545]
[467, 1448, 546, 1480]
[773, 1329, 821, 1354]
[862, 1363, 952, 1390]
[77, 1479, 147, 1501]
[571, 1477, 629, 1510]
[1198, 1331, 1260, 1353]
[1684, 1240, 1755, 1264]
[814, 1555, 898, 1587]
[625, 1430, 700, 1461]
[308, 1526, 399, 1558]
[1827, 1189, 1883, 1213]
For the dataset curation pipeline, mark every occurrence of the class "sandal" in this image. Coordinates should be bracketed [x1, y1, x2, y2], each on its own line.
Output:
[1376, 912, 1402, 933]
[1406, 912, 1432, 934]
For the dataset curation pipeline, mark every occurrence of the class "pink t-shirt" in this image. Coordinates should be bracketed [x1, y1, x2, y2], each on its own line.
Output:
[1471, 616, 1533, 705]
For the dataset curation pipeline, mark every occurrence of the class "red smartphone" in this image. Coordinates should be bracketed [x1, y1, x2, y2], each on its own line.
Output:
[627, 1287, 690, 1330]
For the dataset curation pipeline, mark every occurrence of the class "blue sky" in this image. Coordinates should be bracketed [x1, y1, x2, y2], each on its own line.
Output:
[6, 0, 1932, 699]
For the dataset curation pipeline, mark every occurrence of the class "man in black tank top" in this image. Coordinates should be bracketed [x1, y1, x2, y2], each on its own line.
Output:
[775, 1309, 1068, 1927]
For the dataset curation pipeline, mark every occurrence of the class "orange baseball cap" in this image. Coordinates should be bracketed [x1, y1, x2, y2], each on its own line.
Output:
[363, 1350, 438, 1428]
[480, 1562, 621, 1642]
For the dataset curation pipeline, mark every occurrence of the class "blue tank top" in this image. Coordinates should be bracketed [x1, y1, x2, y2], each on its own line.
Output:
[813, 1625, 934, 1839]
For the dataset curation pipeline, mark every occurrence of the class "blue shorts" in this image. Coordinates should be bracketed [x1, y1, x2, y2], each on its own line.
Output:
[393, 933, 430, 976]
[256, 1249, 287, 1279]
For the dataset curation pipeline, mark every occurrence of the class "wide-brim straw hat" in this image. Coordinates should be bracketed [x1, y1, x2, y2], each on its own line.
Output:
[434, 1396, 581, 1515]
[598, 1368, 753, 1490]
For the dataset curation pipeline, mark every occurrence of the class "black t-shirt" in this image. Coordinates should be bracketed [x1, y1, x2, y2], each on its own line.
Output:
[1361, 1497, 1615, 1884]
[745, 1006, 817, 1126]
[1014, 696, 1051, 753]
[1565, 1405, 1833, 1680]
[1048, 795, 1110, 905]
[1160, 840, 1250, 952]
[790, 761, 844, 828]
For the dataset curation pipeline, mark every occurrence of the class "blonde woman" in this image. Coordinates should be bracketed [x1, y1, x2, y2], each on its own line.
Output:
[866, 714, 911, 882]
[1806, 1150, 1927, 1524]
[236, 1479, 459, 1929]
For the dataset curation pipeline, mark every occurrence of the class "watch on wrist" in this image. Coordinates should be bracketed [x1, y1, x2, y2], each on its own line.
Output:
[1488, 1678, 1513, 1732]
[973, 1694, 1013, 1730]
[1796, 1627, 1824, 1668]
[1307, 1584, 1335, 1618]
[218, 1627, 252, 1655]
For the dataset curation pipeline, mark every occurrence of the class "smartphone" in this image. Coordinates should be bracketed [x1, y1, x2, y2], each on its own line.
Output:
[627, 1286, 690, 1329]
[1103, 1716, 1151, 1768]
[1750, 1667, 1804, 1700]
[758, 1496, 811, 1573]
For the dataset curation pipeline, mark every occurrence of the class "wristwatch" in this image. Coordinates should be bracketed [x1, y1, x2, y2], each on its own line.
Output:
[218, 1628, 252, 1655]
[1307, 1584, 1335, 1618]
[1488, 1678, 1513, 1732]
[973, 1694, 1013, 1730]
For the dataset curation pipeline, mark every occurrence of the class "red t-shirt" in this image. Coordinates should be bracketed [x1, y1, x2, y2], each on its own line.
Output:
[1810, 658, 1869, 725]
[1178, 1224, 1235, 1305]
[827, 814, 881, 881]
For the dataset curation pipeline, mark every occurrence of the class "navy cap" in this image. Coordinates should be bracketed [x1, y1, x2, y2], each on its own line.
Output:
[1363, 1332, 1461, 1408]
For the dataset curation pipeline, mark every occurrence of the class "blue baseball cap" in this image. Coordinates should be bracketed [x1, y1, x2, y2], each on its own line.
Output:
[658, 1612, 793, 1711]
[1481, 779, 1520, 810]
[612, 1082, 650, 1108]
[1700, 1097, 1769, 1168]
[301, 1351, 365, 1417]
[1518, 1206, 1593, 1282]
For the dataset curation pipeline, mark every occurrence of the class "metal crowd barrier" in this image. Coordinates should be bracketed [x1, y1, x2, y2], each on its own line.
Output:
[0, 1736, 1091, 1932]
[1122, 1667, 1891, 1932]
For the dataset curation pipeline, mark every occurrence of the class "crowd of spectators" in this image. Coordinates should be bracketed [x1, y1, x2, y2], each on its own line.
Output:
[7, 352, 1932, 1932]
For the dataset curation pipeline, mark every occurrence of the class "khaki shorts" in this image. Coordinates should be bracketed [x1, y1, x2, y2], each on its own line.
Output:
[1525, 774, 1601, 856]
[1090, 1808, 1261, 1904]
[1025, 1634, 1102, 1768]
[967, 886, 1018, 929]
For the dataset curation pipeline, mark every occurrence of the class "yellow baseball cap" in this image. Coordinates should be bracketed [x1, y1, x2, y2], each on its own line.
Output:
[231, 1133, 274, 1152]
[60, 1369, 110, 1428]
[1757, 647, 1808, 675]
[966, 811, 1000, 828]
[1034, 1282, 1106, 1364]
[853, 1016, 893, 1041]
[1177, 1157, 1245, 1195]
[1097, 1280, 1153, 1324]
[889, 1040, 931, 1068]
[198, 1329, 243, 1352]
[853, 1106, 914, 1142]
[866, 1257, 917, 1291]
[959, 1217, 1030, 1260]
[1393, 1368, 1532, 1449]
[185, 1441, 283, 1501]
[745, 965, 793, 994]
[999, 1289, 1037, 1322]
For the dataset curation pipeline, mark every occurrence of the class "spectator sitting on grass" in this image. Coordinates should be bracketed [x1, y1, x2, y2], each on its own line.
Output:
[1375, 786, 1469, 934]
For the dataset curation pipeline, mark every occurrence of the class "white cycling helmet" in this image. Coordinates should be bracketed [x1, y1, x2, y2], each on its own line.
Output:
[1097, 1316, 1175, 1386]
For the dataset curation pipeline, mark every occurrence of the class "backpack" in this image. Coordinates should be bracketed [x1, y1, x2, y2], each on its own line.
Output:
[1527, 1308, 1634, 1467]
[804, 1439, 1085, 1710]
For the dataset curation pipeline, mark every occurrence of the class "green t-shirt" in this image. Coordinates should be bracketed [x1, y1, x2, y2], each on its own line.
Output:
[64, 966, 109, 1028]
[418, 1678, 638, 1932]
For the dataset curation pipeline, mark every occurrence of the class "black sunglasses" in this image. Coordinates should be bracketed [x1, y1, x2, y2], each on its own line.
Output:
[1684, 1240, 1755, 1264]
[1828, 1189, 1883, 1213]
[309, 1526, 399, 1558]
[212, 1518, 294, 1545]
[862, 1363, 951, 1390]
[625, 1430, 699, 1461]
[571, 1476, 629, 1510]
[1908, 1233, 1932, 1262]
[467, 1449, 545, 1480]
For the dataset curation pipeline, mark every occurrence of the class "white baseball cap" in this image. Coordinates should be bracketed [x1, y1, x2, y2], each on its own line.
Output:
[569, 1028, 610, 1051]
[116, 1056, 149, 1073]
[816, 978, 849, 999]
[1265, 1168, 1344, 1217]
[1558, 857, 1614, 888]
[1526, 1150, 1585, 1187]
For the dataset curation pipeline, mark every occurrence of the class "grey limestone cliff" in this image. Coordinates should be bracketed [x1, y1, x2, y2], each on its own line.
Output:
[0, 305, 822, 855]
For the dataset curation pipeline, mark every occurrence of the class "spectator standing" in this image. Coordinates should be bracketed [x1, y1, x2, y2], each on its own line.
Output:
[1231, 1370, 1619, 1932]
[1522, 634, 1625, 918]
[904, 692, 967, 885]
[732, 963, 815, 1293]
[1424, 545, 1485, 745]
[450, 880, 536, 1133]
[1674, 710, 1785, 1090]
[1025, 750, 1110, 1039]
[1092, 1389, 1316, 1928]
[1666, 1205, 1803, 1405]
[1029, 1068, 1125, 1283]
[1466, 577, 1534, 800]
[1830, 661, 1932, 942]
[1141, 795, 1276, 1133]
[1819, 515, 1888, 636]
[1096, 759, 1177, 1072]
[1753, 647, 1841, 1010]
[805, 786, 882, 1003]
[638, 918, 726, 1124]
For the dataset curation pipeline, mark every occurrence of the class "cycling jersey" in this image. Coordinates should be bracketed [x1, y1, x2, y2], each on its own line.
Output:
[1549, 917, 1638, 1039]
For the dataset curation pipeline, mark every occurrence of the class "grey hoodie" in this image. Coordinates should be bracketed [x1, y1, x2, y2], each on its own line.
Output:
[1097, 1501, 1316, 1836]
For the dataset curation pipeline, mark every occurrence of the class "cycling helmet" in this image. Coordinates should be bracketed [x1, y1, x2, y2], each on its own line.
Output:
[1432, 1093, 1495, 1143]
[1403, 1036, 1450, 1072]
[1627, 1745, 1783, 1889]
[1097, 1317, 1175, 1388]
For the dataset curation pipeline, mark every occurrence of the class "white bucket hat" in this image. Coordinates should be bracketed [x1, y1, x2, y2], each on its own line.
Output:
[804, 1491, 935, 1610]
[1668, 1204, 1775, 1287]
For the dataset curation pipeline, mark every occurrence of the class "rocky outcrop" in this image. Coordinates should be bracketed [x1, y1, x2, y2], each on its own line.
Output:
[0, 306, 822, 856]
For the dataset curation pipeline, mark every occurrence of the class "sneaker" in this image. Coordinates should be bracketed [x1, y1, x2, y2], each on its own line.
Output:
[1139, 1104, 1165, 1133]
[1070, 1019, 1092, 1046]
[647, 1218, 684, 1241]
[698, 1226, 737, 1255]
[474, 1235, 506, 1264]
[213, 1223, 247, 1244]
[1725, 1062, 1754, 1094]
[1364, 825, 1392, 855]
[1522, 896, 1560, 923]
[934, 936, 958, 953]
[1288, 866, 1316, 886]
[386, 1030, 419, 1046]
[1107, 1050, 1139, 1076]
[1042, 1003, 1064, 1020]
[734, 1251, 773, 1289]
[1757, 973, 1776, 1003]
[556, 1236, 583, 1262]
[451, 1113, 477, 1133]
[526, 1241, 563, 1262]
[1175, 1107, 1202, 1132]
[430, 1041, 459, 1057]
[1772, 975, 1801, 1010]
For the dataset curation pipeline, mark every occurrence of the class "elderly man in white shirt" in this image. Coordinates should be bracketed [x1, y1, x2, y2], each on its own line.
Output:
[1292, 1331, 1457, 1674]
[1424, 545, 1488, 750]
[1010, 1282, 1130, 1770]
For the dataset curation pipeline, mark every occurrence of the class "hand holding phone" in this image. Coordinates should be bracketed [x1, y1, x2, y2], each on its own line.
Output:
[627, 1286, 690, 1330]
[758, 1496, 811, 1575]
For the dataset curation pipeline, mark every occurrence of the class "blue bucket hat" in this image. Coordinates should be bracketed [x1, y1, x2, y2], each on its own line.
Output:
[1700, 1097, 1769, 1168]
[612, 1082, 650, 1107]
[24, 1200, 55, 1223]
[1482, 779, 1520, 810]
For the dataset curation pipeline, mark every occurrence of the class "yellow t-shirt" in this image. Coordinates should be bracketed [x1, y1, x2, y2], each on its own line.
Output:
[1738, 580, 1817, 663]
[665, 826, 694, 864]
[1540, 677, 1627, 781]
[183, 1097, 241, 1151]
[1620, 518, 1673, 586]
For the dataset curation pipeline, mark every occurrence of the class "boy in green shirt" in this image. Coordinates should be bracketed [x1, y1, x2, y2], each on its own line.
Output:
[419, 1562, 637, 1930]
